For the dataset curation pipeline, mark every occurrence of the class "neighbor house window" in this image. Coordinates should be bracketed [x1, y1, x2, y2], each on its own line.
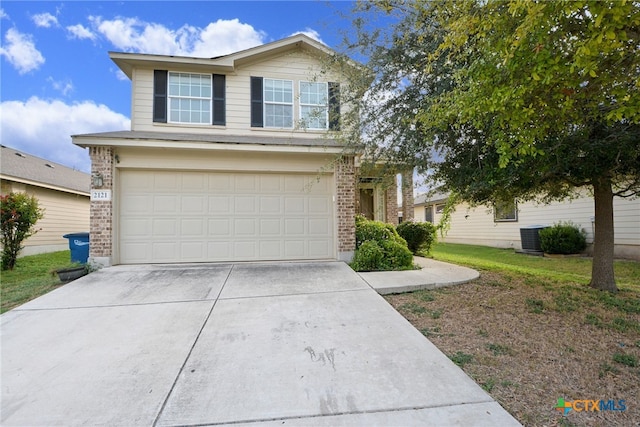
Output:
[435, 204, 445, 214]
[425, 206, 434, 223]
[264, 78, 293, 128]
[300, 81, 328, 129]
[168, 72, 212, 124]
[494, 199, 518, 222]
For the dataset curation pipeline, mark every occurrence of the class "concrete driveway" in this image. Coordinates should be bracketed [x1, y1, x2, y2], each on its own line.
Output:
[1, 262, 520, 426]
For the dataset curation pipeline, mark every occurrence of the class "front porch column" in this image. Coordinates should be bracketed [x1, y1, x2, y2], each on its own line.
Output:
[401, 170, 414, 222]
[88, 146, 114, 267]
[336, 156, 356, 262]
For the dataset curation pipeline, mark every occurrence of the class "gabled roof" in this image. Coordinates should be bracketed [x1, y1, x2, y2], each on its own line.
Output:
[111, 34, 337, 79]
[0, 145, 90, 195]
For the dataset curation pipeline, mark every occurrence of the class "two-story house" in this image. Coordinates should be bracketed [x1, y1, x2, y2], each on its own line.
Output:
[73, 34, 402, 267]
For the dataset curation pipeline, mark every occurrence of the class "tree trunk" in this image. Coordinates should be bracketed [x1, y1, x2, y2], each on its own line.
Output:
[589, 177, 617, 292]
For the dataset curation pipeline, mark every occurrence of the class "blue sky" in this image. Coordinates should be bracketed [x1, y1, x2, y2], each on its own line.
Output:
[0, 1, 355, 173]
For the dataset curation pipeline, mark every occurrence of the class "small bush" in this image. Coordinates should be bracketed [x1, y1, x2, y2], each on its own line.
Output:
[378, 239, 413, 270]
[396, 221, 437, 255]
[355, 214, 405, 248]
[539, 221, 587, 255]
[1, 193, 44, 270]
[350, 240, 384, 272]
[351, 215, 413, 271]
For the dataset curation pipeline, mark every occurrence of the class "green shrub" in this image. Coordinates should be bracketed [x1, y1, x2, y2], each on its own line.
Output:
[1, 193, 44, 270]
[355, 214, 405, 247]
[379, 239, 414, 270]
[350, 240, 384, 272]
[351, 215, 413, 271]
[539, 221, 587, 255]
[396, 221, 437, 255]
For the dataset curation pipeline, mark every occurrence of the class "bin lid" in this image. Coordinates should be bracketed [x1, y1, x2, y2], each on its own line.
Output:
[520, 225, 547, 229]
[63, 232, 90, 238]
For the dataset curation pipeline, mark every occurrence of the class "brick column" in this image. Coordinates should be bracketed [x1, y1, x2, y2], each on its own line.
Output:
[89, 146, 113, 267]
[336, 156, 356, 262]
[385, 180, 399, 226]
[401, 170, 414, 222]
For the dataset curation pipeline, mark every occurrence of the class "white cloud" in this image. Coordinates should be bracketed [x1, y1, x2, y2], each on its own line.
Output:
[0, 97, 130, 172]
[87, 16, 266, 57]
[0, 28, 45, 74]
[0, 8, 9, 20]
[47, 77, 74, 96]
[32, 12, 59, 28]
[290, 28, 325, 45]
[66, 24, 96, 40]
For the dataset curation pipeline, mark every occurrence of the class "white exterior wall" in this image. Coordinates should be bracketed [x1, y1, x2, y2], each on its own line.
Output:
[418, 194, 640, 260]
[131, 50, 341, 136]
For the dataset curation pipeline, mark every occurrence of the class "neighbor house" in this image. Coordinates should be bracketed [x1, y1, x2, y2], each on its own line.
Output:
[73, 35, 408, 266]
[0, 145, 90, 256]
[414, 191, 640, 260]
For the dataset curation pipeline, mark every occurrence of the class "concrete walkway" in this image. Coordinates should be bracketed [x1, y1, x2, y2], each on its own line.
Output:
[359, 256, 480, 294]
[1, 261, 518, 426]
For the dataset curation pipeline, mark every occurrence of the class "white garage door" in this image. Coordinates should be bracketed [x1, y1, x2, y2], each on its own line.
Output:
[119, 170, 334, 264]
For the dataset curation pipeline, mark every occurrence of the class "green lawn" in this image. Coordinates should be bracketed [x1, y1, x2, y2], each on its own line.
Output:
[0, 251, 74, 314]
[431, 242, 640, 291]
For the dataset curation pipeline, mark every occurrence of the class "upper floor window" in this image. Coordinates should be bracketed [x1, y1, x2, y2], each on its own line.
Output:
[300, 81, 328, 130]
[264, 78, 293, 128]
[153, 70, 225, 126]
[251, 76, 340, 131]
[168, 72, 211, 124]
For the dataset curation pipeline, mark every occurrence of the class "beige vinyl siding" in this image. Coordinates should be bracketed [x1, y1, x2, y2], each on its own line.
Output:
[1, 181, 90, 255]
[429, 193, 639, 259]
[131, 50, 343, 136]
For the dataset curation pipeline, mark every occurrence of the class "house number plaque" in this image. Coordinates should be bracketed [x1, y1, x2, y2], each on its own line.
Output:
[91, 189, 112, 201]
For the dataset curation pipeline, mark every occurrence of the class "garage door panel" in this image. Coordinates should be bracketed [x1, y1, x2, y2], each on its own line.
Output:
[209, 219, 230, 236]
[259, 219, 281, 235]
[180, 242, 205, 260]
[182, 196, 206, 214]
[121, 218, 149, 237]
[209, 196, 231, 213]
[119, 170, 334, 263]
[154, 195, 179, 214]
[181, 219, 204, 236]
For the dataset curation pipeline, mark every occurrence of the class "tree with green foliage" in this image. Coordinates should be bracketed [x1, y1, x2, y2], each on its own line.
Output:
[1, 193, 44, 270]
[339, 0, 640, 292]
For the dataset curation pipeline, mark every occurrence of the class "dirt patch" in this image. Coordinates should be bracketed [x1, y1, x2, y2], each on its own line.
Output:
[385, 270, 640, 426]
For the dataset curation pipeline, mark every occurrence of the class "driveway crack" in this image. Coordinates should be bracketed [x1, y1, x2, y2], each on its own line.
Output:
[152, 264, 234, 427]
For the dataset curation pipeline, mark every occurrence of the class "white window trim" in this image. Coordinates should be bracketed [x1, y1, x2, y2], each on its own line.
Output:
[264, 78, 294, 129]
[299, 81, 329, 130]
[167, 72, 212, 125]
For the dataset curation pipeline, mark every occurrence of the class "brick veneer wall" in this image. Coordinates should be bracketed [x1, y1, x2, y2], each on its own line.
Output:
[89, 146, 113, 265]
[336, 156, 356, 261]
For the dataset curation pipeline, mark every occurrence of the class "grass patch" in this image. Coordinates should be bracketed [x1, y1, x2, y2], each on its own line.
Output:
[387, 242, 640, 425]
[0, 251, 72, 314]
[612, 353, 638, 368]
[525, 298, 545, 314]
[449, 351, 474, 367]
[432, 243, 640, 290]
[486, 343, 513, 356]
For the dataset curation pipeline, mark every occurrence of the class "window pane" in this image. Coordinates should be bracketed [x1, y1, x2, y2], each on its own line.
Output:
[167, 72, 213, 124]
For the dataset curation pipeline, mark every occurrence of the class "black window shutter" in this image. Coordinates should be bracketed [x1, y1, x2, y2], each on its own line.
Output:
[328, 82, 340, 130]
[212, 74, 226, 126]
[153, 70, 168, 123]
[250, 76, 263, 127]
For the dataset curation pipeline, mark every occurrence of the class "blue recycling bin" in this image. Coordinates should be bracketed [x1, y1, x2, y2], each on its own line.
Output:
[63, 232, 90, 264]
